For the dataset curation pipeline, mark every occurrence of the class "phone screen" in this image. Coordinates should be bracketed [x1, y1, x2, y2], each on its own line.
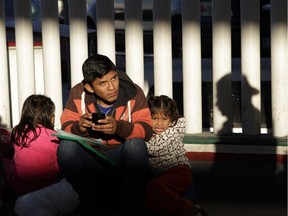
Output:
[91, 113, 105, 124]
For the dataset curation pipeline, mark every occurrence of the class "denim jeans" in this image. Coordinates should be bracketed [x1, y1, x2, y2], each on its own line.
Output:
[14, 178, 79, 216]
[57, 138, 149, 215]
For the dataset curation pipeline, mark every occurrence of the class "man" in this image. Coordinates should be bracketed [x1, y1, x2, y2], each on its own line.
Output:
[58, 54, 153, 215]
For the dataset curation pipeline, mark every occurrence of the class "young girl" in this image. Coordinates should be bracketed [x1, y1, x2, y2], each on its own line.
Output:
[4, 94, 60, 195]
[3, 94, 79, 215]
[145, 95, 206, 216]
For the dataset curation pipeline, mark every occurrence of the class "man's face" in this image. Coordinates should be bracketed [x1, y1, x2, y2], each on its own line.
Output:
[85, 70, 119, 107]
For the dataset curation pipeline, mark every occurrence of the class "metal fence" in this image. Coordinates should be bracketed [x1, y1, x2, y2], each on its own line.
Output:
[0, 0, 287, 137]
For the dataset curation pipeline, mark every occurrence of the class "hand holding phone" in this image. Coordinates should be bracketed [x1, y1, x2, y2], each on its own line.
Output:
[91, 113, 106, 125]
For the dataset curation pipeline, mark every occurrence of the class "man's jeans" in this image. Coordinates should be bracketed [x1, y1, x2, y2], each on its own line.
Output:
[57, 138, 149, 214]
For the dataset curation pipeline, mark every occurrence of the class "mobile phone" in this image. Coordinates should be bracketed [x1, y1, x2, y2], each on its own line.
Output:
[91, 113, 105, 125]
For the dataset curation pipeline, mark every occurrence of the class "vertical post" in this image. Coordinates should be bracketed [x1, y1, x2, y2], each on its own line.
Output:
[69, 0, 88, 87]
[241, 0, 261, 135]
[125, 0, 144, 89]
[14, 0, 35, 116]
[8, 47, 19, 126]
[34, 46, 44, 94]
[271, 0, 288, 137]
[42, 0, 63, 129]
[153, 0, 173, 98]
[182, 0, 202, 133]
[96, 0, 115, 63]
[0, 0, 11, 128]
[212, 0, 232, 135]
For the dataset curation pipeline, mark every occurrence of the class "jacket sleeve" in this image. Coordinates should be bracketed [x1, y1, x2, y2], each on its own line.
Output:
[115, 85, 153, 141]
[60, 83, 90, 137]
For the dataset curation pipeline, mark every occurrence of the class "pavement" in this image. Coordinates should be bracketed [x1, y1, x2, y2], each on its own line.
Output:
[1, 147, 285, 213]
[196, 198, 286, 216]
[190, 160, 287, 216]
[1, 196, 286, 216]
[0, 179, 287, 216]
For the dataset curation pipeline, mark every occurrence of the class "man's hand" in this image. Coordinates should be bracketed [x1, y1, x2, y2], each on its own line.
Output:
[78, 113, 94, 132]
[91, 115, 117, 135]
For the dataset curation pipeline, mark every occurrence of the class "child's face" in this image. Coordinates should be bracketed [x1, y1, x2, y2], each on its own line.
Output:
[151, 112, 171, 135]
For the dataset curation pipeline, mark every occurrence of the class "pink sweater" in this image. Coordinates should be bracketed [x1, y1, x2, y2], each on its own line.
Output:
[4, 126, 60, 195]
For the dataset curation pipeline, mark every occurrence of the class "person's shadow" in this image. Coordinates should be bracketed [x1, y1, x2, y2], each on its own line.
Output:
[205, 74, 286, 204]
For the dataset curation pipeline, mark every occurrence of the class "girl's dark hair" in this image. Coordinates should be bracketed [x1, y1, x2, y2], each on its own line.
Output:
[82, 54, 117, 84]
[11, 94, 55, 148]
[148, 95, 180, 126]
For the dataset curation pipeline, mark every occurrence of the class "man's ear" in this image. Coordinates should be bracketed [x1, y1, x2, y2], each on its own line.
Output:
[84, 83, 94, 93]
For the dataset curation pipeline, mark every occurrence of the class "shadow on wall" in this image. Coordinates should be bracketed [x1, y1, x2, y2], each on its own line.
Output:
[197, 74, 286, 202]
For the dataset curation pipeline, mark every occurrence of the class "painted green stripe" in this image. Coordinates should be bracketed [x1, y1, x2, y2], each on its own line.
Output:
[184, 132, 287, 146]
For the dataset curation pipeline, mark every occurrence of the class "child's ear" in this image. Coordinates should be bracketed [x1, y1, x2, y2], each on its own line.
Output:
[84, 83, 94, 93]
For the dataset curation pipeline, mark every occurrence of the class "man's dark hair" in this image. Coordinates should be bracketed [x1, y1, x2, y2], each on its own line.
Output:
[82, 54, 117, 84]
